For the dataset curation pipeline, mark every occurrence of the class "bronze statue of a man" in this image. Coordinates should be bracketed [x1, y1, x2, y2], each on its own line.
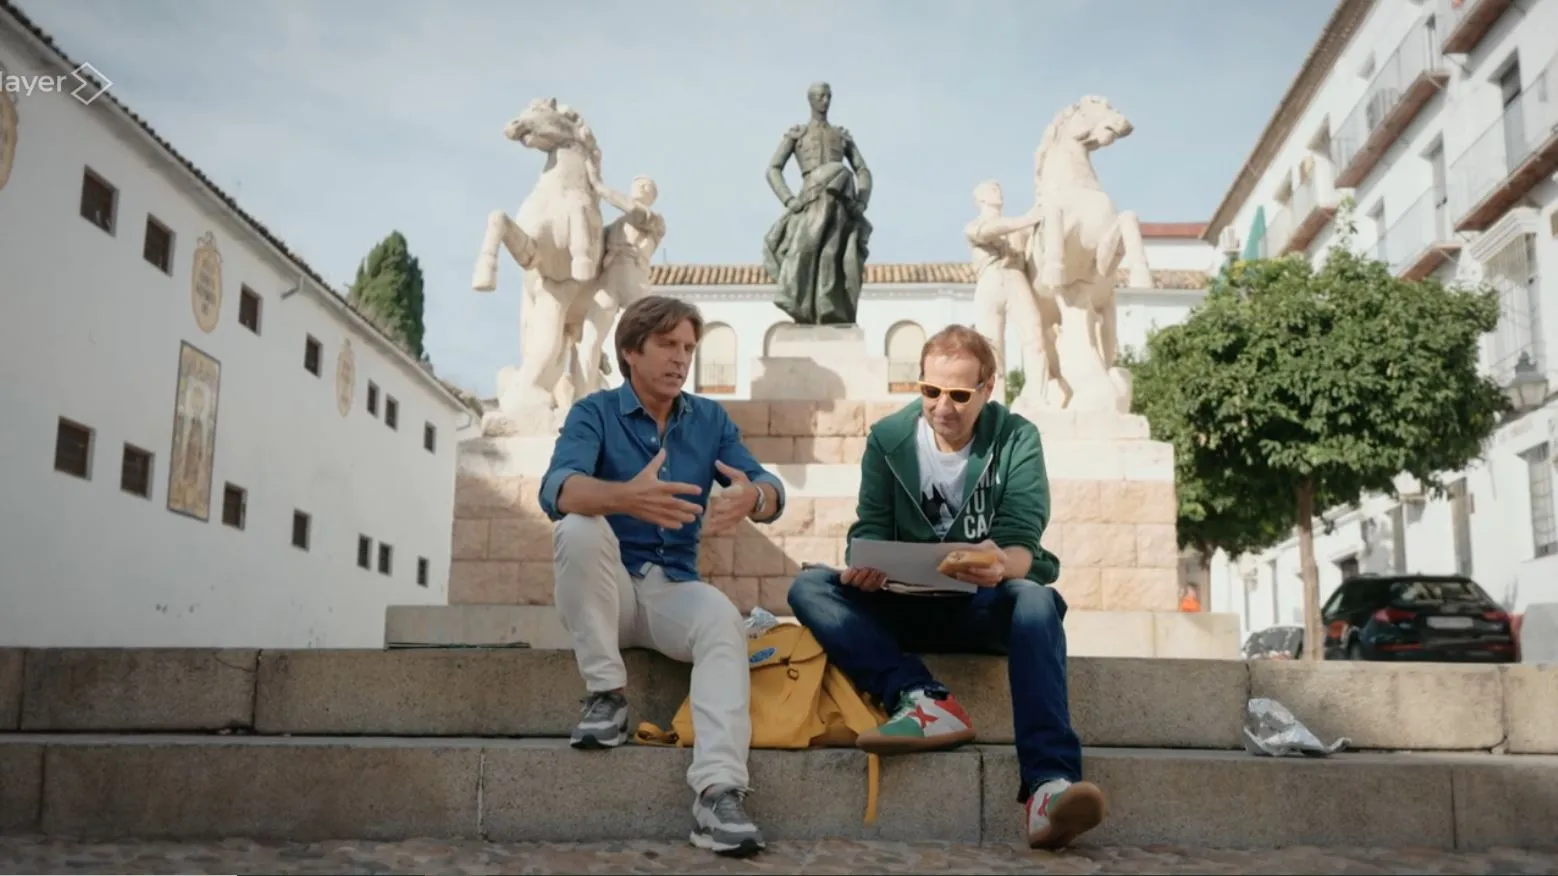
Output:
[762, 82, 873, 325]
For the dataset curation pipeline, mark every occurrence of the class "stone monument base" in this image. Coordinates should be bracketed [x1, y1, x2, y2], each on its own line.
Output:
[750, 324, 895, 401]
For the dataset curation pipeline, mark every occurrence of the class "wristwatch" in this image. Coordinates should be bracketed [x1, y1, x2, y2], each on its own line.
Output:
[749, 484, 767, 519]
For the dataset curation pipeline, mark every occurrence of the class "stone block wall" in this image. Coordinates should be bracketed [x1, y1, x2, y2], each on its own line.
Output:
[449, 400, 1181, 614]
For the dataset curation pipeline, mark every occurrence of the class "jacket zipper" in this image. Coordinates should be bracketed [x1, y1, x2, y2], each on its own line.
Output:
[886, 450, 996, 543]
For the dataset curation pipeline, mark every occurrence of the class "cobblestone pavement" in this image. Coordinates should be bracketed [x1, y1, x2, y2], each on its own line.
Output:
[2, 837, 1557, 875]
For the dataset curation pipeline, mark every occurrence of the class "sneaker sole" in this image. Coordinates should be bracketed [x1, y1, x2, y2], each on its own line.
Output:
[569, 729, 626, 750]
[1028, 781, 1107, 850]
[689, 829, 764, 857]
[855, 726, 977, 755]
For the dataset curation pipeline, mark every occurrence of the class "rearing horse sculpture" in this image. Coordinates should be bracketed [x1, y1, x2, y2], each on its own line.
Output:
[1023, 95, 1154, 414]
[473, 98, 611, 418]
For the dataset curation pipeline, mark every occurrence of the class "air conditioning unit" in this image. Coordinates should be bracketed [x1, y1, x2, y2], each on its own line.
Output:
[1219, 226, 1241, 255]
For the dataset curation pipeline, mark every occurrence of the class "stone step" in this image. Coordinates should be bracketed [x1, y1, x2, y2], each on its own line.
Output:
[5, 648, 1554, 754]
[1, 735, 1552, 849]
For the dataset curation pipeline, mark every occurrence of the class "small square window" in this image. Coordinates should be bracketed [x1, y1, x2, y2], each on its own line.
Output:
[378, 542, 393, 576]
[54, 418, 93, 479]
[385, 396, 399, 429]
[367, 382, 379, 416]
[357, 534, 373, 569]
[222, 484, 247, 529]
[239, 287, 262, 334]
[120, 444, 152, 497]
[292, 510, 311, 550]
[416, 557, 429, 587]
[423, 423, 437, 453]
[304, 336, 322, 375]
[79, 168, 117, 234]
[143, 216, 173, 274]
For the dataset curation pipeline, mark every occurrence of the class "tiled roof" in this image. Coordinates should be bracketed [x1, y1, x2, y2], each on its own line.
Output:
[1140, 222, 1209, 239]
[0, 1, 470, 413]
[649, 263, 1209, 290]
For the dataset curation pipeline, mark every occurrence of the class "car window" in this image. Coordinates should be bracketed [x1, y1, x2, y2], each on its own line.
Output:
[1391, 579, 1486, 607]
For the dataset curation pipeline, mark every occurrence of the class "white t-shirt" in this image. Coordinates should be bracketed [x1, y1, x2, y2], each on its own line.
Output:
[915, 417, 971, 538]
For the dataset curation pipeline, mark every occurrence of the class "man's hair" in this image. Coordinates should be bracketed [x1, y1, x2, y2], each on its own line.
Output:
[920, 324, 998, 385]
[615, 295, 703, 380]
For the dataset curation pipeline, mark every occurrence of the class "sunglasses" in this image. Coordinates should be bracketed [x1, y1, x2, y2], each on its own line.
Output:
[918, 381, 983, 404]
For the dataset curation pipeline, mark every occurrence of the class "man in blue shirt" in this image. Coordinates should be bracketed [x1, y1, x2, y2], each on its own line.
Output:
[538, 295, 786, 858]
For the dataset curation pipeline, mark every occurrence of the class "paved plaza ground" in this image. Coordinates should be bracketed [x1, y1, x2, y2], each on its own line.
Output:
[2, 836, 1556, 875]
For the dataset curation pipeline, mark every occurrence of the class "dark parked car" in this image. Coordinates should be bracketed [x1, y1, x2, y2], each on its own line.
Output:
[1321, 574, 1517, 663]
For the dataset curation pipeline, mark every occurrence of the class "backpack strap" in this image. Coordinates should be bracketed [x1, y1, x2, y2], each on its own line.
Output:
[633, 722, 683, 747]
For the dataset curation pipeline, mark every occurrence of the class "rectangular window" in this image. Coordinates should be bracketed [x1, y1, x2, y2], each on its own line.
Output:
[1523, 443, 1557, 558]
[304, 336, 322, 376]
[142, 216, 174, 274]
[222, 483, 247, 529]
[120, 444, 152, 497]
[423, 423, 437, 453]
[54, 418, 93, 479]
[367, 382, 379, 416]
[357, 535, 372, 569]
[238, 287, 262, 334]
[79, 168, 117, 234]
[385, 396, 399, 429]
[292, 510, 312, 550]
[377, 542, 393, 576]
[416, 557, 429, 587]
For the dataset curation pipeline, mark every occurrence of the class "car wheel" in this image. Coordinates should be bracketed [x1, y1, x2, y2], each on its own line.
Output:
[1346, 640, 1366, 661]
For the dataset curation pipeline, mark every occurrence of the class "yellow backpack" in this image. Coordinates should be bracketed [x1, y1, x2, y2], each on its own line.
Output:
[634, 622, 888, 823]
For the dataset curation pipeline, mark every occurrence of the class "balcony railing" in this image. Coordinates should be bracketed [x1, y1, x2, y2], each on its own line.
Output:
[1264, 204, 1295, 257]
[887, 360, 920, 393]
[1448, 53, 1558, 232]
[1378, 187, 1460, 279]
[1332, 16, 1449, 187]
[695, 362, 737, 394]
[1283, 158, 1343, 254]
[1437, 0, 1513, 55]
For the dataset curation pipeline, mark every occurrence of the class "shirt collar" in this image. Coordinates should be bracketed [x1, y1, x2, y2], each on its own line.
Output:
[616, 380, 687, 420]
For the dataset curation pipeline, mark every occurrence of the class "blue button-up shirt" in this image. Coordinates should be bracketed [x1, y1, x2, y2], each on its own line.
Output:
[538, 383, 786, 581]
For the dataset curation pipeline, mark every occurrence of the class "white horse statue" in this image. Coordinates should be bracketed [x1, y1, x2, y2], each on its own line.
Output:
[473, 97, 616, 420]
[1022, 95, 1155, 414]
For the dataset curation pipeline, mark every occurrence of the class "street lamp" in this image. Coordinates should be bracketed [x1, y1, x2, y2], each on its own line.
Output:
[1506, 352, 1549, 412]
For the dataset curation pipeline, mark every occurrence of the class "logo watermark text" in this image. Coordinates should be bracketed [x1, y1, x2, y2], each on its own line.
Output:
[0, 62, 112, 105]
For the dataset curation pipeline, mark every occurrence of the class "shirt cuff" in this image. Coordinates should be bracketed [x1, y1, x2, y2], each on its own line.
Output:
[539, 468, 584, 521]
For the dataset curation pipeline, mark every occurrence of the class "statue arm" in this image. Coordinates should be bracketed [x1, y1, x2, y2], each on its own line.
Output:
[843, 130, 872, 210]
[766, 130, 799, 206]
[966, 212, 1043, 245]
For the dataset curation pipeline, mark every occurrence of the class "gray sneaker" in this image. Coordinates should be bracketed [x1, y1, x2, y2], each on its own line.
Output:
[690, 785, 765, 857]
[569, 690, 628, 750]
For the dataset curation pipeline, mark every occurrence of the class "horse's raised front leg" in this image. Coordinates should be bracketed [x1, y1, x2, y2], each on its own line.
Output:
[473, 211, 537, 292]
[1040, 203, 1067, 288]
[1112, 209, 1154, 290]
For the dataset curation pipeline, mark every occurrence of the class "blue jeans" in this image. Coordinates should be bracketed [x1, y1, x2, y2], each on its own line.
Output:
[787, 566, 1083, 803]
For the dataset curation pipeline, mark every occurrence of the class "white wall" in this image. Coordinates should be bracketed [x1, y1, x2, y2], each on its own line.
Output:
[1204, 0, 1558, 641]
[0, 32, 470, 648]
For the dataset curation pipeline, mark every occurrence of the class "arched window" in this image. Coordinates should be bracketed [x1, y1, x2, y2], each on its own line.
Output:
[696, 323, 738, 394]
[762, 323, 787, 357]
[885, 321, 925, 393]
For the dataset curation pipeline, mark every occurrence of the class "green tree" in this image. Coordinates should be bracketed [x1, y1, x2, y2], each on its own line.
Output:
[348, 231, 427, 358]
[1132, 218, 1507, 659]
[1004, 368, 1025, 406]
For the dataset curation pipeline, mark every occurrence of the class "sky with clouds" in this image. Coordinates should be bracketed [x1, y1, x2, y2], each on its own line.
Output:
[22, 0, 1333, 396]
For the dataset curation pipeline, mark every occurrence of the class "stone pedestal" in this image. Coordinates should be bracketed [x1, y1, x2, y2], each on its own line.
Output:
[750, 324, 893, 401]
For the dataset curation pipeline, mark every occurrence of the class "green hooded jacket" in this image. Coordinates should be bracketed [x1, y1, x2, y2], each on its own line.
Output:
[844, 399, 1061, 585]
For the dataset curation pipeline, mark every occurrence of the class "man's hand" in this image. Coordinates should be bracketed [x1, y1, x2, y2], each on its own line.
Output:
[704, 460, 758, 535]
[952, 540, 1009, 588]
[620, 449, 703, 529]
[840, 566, 888, 592]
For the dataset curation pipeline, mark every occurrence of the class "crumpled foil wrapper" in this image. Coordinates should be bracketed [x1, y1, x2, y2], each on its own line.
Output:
[744, 607, 780, 639]
[1241, 697, 1350, 757]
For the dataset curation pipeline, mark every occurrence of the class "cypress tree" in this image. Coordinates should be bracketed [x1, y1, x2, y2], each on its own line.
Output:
[348, 231, 426, 358]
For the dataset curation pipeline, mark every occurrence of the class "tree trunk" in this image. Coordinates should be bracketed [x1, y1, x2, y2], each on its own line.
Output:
[1296, 480, 1324, 662]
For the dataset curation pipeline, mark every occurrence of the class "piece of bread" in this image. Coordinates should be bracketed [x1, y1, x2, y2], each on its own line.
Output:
[937, 549, 1001, 576]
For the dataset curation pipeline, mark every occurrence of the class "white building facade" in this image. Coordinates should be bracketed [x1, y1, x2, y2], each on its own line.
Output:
[0, 8, 473, 648]
[652, 226, 1218, 400]
[1199, 0, 1558, 641]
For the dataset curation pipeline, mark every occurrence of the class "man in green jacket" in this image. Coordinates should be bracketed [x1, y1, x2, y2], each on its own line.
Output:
[787, 325, 1106, 850]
